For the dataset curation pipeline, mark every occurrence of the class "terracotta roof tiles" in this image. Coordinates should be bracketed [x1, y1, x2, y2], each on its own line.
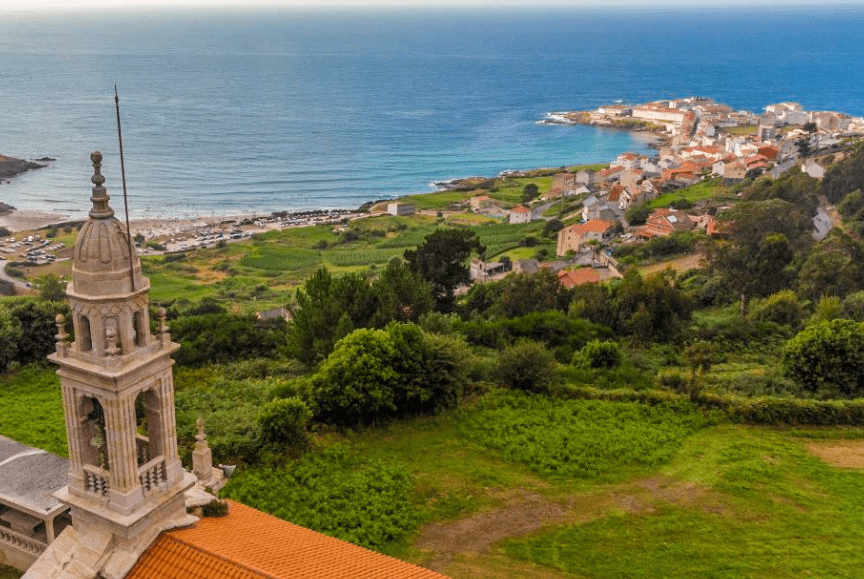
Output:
[125, 501, 448, 579]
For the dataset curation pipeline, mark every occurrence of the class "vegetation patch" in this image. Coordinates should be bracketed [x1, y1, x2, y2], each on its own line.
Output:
[461, 390, 706, 478]
[222, 444, 418, 552]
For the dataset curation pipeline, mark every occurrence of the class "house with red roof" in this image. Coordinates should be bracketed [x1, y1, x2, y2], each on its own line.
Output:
[556, 220, 615, 256]
[509, 205, 532, 224]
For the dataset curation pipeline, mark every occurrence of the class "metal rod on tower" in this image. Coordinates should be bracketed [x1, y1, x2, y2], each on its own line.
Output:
[115, 85, 136, 291]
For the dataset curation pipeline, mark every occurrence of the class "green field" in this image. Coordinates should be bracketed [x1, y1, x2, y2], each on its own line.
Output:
[7, 362, 864, 578]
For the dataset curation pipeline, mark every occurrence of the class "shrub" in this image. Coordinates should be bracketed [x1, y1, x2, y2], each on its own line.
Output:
[841, 291, 864, 321]
[308, 324, 466, 427]
[576, 339, 621, 369]
[783, 319, 864, 398]
[495, 339, 556, 394]
[656, 369, 689, 393]
[749, 290, 805, 328]
[259, 397, 312, 451]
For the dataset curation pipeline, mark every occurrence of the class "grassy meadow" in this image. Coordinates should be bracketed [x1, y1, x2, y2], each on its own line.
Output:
[4, 363, 864, 578]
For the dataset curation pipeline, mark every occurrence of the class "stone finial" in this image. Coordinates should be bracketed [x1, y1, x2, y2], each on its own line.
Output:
[192, 416, 214, 483]
[195, 417, 209, 451]
[158, 307, 170, 346]
[54, 313, 69, 358]
[89, 151, 115, 219]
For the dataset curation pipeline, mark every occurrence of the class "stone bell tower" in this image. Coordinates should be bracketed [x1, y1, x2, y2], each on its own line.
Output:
[28, 152, 196, 579]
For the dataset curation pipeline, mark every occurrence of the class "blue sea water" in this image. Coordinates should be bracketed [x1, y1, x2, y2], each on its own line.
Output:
[0, 7, 863, 219]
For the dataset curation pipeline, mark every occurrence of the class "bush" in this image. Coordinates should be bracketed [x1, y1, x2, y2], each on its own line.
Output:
[783, 319, 864, 398]
[749, 290, 805, 328]
[259, 397, 312, 451]
[576, 339, 621, 369]
[170, 313, 287, 366]
[309, 324, 466, 427]
[495, 339, 556, 393]
[841, 291, 864, 321]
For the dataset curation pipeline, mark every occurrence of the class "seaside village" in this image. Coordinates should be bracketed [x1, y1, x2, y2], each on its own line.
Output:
[463, 97, 864, 287]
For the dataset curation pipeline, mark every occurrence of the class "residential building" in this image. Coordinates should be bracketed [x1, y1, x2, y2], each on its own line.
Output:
[556, 220, 614, 256]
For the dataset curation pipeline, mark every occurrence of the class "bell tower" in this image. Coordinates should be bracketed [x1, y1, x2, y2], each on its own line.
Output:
[34, 152, 196, 579]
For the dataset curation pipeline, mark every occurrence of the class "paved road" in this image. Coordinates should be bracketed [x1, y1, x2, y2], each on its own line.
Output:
[0, 260, 31, 293]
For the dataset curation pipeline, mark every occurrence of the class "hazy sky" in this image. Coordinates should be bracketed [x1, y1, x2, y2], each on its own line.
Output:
[1, 0, 863, 10]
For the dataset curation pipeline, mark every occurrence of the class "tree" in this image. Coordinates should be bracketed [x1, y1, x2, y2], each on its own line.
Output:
[708, 199, 810, 315]
[36, 274, 66, 302]
[404, 229, 484, 312]
[495, 339, 556, 393]
[625, 204, 651, 225]
[487, 269, 570, 319]
[372, 258, 434, 325]
[171, 313, 287, 366]
[309, 329, 399, 426]
[521, 183, 540, 204]
[803, 121, 818, 134]
[543, 218, 564, 238]
[258, 397, 312, 451]
[0, 308, 21, 372]
[796, 139, 811, 156]
[824, 144, 864, 204]
[783, 319, 864, 398]
[309, 324, 466, 427]
[797, 229, 864, 301]
[3, 298, 70, 364]
[287, 268, 379, 364]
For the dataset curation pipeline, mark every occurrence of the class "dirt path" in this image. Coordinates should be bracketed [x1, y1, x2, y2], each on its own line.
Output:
[808, 440, 864, 469]
[638, 252, 705, 277]
[415, 476, 722, 575]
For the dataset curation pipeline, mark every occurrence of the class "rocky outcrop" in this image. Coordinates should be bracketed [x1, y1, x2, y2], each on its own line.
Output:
[0, 154, 46, 182]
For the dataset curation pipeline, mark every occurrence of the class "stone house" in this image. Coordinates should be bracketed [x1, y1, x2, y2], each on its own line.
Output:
[556, 220, 614, 256]
[508, 205, 532, 224]
[387, 202, 415, 216]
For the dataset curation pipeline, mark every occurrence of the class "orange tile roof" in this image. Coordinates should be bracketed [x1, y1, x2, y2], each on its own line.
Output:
[557, 268, 602, 288]
[125, 501, 448, 579]
[569, 220, 614, 234]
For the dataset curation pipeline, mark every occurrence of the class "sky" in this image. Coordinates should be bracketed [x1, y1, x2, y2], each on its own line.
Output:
[1, 0, 863, 10]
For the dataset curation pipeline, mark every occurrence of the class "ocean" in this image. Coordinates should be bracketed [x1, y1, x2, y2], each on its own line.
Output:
[0, 6, 863, 219]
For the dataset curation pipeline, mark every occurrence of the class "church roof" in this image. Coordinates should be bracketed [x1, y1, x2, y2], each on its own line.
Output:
[0, 435, 68, 517]
[125, 501, 449, 579]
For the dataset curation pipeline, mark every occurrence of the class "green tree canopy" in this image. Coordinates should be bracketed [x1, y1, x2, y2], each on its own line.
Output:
[797, 229, 864, 302]
[404, 228, 484, 312]
[783, 319, 864, 398]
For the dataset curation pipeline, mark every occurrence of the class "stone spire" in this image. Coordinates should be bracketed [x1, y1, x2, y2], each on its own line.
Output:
[88, 151, 114, 219]
[30, 153, 197, 579]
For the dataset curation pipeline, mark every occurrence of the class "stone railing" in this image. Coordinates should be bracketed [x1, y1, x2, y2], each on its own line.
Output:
[136, 434, 150, 465]
[83, 464, 110, 496]
[0, 525, 47, 557]
[138, 456, 166, 494]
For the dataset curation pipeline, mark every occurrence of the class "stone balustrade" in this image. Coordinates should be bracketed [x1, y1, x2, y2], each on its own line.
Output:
[83, 464, 110, 496]
[137, 456, 166, 493]
[0, 524, 47, 557]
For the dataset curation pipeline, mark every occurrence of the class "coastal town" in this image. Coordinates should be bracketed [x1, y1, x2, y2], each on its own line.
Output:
[455, 97, 864, 287]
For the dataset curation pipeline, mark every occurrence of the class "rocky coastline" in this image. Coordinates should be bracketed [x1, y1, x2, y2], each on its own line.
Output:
[0, 155, 48, 217]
